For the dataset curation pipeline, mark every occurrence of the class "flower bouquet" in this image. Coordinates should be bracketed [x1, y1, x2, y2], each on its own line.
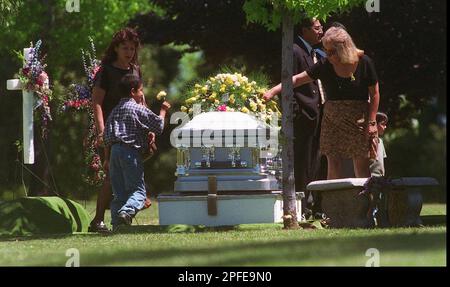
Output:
[182, 72, 280, 125]
[61, 37, 105, 186]
[17, 40, 53, 139]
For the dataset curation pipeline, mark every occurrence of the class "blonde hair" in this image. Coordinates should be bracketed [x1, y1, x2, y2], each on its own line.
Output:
[322, 27, 364, 64]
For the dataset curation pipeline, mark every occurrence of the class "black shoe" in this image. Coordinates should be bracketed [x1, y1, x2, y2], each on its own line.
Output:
[118, 212, 132, 226]
[88, 221, 111, 233]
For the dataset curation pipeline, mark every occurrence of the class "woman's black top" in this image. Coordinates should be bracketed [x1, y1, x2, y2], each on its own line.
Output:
[93, 63, 141, 119]
[306, 54, 378, 101]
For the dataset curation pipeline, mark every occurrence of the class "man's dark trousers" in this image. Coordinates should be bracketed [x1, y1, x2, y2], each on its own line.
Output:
[293, 108, 322, 217]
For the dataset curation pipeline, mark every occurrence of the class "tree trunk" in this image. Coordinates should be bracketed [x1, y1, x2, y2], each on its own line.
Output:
[281, 10, 299, 229]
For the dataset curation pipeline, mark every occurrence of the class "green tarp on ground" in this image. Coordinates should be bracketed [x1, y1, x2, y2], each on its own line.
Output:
[0, 197, 91, 236]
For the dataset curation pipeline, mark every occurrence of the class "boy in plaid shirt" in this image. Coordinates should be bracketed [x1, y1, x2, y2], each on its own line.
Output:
[104, 74, 170, 230]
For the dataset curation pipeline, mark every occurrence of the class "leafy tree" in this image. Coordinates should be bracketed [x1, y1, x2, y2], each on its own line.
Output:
[243, 0, 365, 31]
[0, 0, 22, 26]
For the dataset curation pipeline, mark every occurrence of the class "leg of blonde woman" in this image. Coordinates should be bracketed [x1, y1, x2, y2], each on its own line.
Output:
[326, 155, 343, 179]
[353, 156, 370, 178]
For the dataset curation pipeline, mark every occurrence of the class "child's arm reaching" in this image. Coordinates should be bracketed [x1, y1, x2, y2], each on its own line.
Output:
[140, 101, 171, 136]
[159, 101, 171, 119]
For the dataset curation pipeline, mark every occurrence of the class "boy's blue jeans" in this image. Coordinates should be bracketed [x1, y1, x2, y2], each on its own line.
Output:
[109, 144, 146, 227]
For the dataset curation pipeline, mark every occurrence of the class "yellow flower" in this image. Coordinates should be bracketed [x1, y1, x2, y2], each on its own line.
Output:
[214, 99, 220, 105]
[180, 106, 187, 112]
[220, 85, 226, 93]
[185, 96, 198, 104]
[267, 100, 280, 112]
[241, 107, 249, 113]
[156, 90, 167, 101]
[249, 101, 258, 112]
[201, 85, 209, 94]
[225, 77, 233, 86]
[208, 94, 216, 101]
[229, 94, 235, 104]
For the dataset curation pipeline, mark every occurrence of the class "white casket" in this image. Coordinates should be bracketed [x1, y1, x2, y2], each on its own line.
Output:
[171, 111, 280, 192]
[158, 112, 302, 226]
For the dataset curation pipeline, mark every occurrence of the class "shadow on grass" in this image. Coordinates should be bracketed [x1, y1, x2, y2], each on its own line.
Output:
[79, 231, 446, 266]
[421, 215, 446, 227]
[1, 214, 445, 242]
[112, 223, 283, 235]
[103, 213, 447, 235]
[0, 232, 113, 242]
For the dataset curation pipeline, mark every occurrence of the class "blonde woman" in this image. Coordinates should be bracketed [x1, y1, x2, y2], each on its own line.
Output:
[264, 27, 380, 179]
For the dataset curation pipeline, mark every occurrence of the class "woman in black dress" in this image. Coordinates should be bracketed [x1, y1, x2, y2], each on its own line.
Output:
[264, 27, 380, 179]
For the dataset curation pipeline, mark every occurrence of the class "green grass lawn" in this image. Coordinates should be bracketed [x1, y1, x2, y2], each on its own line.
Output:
[0, 201, 446, 266]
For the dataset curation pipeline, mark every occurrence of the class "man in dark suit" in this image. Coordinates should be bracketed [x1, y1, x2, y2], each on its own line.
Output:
[292, 18, 327, 219]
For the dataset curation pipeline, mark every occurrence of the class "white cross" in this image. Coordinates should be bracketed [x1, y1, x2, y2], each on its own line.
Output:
[6, 48, 35, 164]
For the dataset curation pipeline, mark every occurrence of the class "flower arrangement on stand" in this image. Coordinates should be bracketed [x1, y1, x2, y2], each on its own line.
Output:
[61, 37, 105, 186]
[17, 40, 53, 139]
[182, 72, 280, 125]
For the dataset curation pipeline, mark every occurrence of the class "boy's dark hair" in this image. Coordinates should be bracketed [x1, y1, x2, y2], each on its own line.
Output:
[376, 112, 388, 124]
[119, 74, 142, 96]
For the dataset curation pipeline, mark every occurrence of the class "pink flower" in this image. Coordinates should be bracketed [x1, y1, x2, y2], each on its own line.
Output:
[217, 104, 227, 111]
[37, 71, 48, 86]
[91, 65, 100, 78]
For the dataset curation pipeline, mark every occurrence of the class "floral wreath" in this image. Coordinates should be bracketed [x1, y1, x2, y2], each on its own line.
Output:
[61, 37, 105, 186]
[17, 40, 53, 139]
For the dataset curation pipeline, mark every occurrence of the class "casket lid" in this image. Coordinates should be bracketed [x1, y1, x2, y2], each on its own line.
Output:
[178, 112, 270, 131]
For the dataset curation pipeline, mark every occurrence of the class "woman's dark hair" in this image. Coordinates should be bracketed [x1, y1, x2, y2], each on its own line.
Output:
[119, 74, 142, 96]
[101, 27, 141, 65]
